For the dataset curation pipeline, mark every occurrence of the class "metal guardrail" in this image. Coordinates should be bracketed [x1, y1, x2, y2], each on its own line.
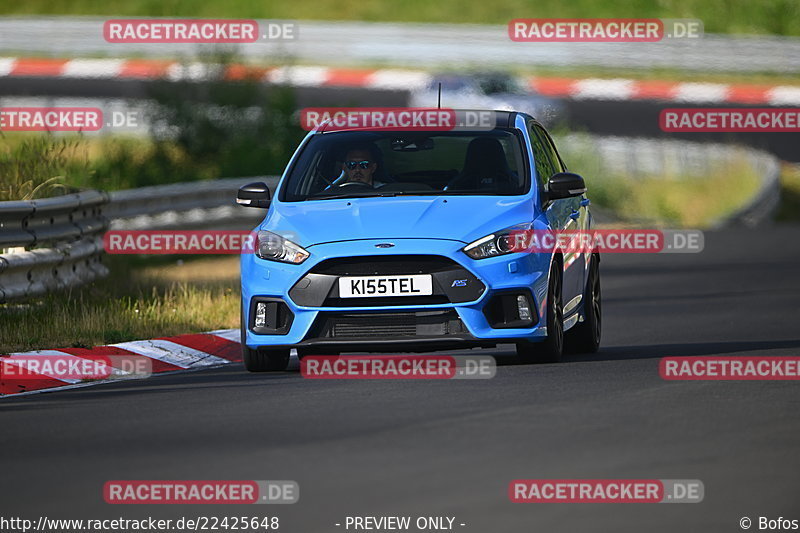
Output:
[106, 176, 278, 230]
[0, 190, 109, 303]
[0, 238, 106, 303]
[717, 153, 782, 228]
[0, 177, 279, 303]
[558, 135, 782, 228]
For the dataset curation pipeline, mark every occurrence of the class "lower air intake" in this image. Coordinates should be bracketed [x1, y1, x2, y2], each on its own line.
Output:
[317, 310, 465, 339]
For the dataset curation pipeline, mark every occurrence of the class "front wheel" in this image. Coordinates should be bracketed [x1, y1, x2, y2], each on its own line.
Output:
[566, 254, 601, 354]
[243, 347, 291, 372]
[516, 261, 564, 364]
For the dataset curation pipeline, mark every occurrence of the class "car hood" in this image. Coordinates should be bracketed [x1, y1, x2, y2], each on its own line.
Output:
[262, 195, 534, 247]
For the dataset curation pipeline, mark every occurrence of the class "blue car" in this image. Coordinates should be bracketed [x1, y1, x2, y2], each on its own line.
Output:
[237, 110, 601, 371]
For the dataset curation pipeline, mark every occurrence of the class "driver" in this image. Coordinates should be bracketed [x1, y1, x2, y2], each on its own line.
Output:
[341, 145, 384, 187]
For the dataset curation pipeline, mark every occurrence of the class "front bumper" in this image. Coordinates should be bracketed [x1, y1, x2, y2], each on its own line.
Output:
[241, 238, 552, 351]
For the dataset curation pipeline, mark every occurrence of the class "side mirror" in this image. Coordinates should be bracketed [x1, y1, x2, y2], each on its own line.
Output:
[546, 172, 586, 200]
[236, 182, 271, 208]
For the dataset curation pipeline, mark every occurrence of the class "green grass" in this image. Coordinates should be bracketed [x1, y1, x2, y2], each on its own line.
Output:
[586, 171, 760, 227]
[0, 255, 240, 354]
[0, 0, 798, 36]
[0, 135, 90, 201]
[776, 164, 800, 221]
[0, 134, 266, 196]
[0, 79, 304, 198]
[0, 134, 187, 200]
[516, 65, 800, 87]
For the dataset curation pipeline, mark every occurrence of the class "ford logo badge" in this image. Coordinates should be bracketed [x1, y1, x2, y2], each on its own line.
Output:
[375, 243, 395, 248]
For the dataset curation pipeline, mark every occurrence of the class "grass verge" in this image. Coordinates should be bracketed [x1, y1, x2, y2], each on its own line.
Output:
[776, 164, 800, 221]
[0, 135, 91, 201]
[557, 136, 762, 227]
[0, 255, 240, 354]
[585, 171, 761, 227]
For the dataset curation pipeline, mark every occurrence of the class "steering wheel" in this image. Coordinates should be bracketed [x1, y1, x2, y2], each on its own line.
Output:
[337, 181, 374, 190]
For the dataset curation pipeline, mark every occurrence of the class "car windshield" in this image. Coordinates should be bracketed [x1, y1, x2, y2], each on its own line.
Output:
[280, 130, 527, 202]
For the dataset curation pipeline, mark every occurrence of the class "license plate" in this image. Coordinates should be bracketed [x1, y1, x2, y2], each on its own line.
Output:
[338, 275, 433, 298]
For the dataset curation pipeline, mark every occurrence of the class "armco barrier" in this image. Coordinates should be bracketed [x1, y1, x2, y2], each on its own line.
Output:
[716, 153, 782, 228]
[557, 135, 782, 228]
[0, 237, 106, 302]
[0, 190, 108, 303]
[0, 178, 278, 303]
[105, 176, 279, 230]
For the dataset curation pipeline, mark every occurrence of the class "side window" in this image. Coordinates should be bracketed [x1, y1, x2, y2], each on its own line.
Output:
[536, 125, 566, 173]
[529, 124, 558, 189]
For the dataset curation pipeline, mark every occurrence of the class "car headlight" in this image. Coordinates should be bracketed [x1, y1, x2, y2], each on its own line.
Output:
[255, 230, 310, 264]
[463, 223, 532, 260]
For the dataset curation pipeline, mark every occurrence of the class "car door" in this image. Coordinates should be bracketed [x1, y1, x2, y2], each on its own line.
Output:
[530, 123, 585, 309]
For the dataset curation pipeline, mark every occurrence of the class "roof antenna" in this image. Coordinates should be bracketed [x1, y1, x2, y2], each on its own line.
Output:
[437, 82, 442, 109]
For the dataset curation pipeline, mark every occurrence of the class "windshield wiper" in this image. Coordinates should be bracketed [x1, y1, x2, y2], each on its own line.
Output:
[305, 192, 386, 201]
[381, 191, 471, 196]
[305, 190, 509, 201]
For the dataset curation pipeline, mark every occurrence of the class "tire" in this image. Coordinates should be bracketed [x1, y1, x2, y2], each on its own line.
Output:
[243, 347, 291, 372]
[566, 254, 602, 354]
[241, 302, 291, 372]
[516, 260, 564, 364]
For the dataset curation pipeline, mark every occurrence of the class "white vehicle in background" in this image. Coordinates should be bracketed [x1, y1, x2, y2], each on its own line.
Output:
[410, 73, 566, 126]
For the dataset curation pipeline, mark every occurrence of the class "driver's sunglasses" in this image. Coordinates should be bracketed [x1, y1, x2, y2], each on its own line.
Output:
[345, 160, 371, 170]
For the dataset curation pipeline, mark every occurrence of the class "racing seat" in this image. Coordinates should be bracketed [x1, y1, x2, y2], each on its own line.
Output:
[446, 137, 516, 193]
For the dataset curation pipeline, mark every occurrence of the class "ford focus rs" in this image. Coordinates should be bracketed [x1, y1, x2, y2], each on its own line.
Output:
[238, 110, 601, 371]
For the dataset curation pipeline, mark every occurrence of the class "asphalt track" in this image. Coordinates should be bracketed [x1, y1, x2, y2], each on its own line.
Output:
[2, 225, 800, 532]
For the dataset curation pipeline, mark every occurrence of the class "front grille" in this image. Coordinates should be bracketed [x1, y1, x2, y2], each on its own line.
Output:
[313, 310, 465, 339]
[289, 255, 485, 308]
[333, 314, 417, 337]
[310, 255, 460, 276]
